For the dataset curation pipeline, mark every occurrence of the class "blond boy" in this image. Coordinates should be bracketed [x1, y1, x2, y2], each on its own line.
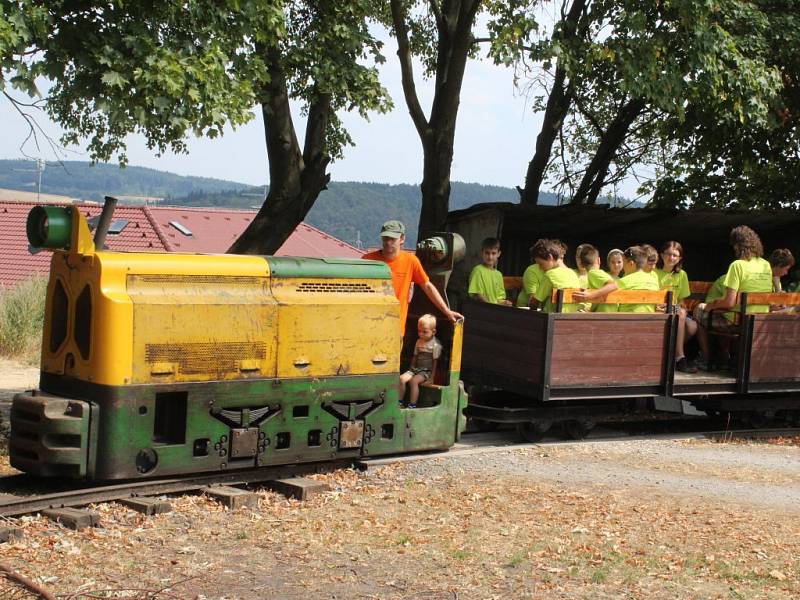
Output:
[399, 314, 443, 408]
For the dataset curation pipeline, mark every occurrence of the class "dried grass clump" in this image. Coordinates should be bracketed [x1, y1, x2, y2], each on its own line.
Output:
[0, 275, 47, 364]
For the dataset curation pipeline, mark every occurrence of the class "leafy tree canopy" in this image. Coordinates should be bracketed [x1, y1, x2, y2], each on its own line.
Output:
[485, 0, 789, 208]
[649, 1, 800, 209]
[0, 0, 389, 164]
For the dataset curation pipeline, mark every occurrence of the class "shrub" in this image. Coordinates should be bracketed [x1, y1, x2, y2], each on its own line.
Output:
[0, 275, 48, 364]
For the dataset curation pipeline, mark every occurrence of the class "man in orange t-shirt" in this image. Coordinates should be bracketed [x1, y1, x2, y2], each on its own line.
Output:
[362, 220, 463, 335]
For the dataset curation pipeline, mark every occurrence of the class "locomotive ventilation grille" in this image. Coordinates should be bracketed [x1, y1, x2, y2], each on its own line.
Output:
[146, 342, 267, 374]
[296, 282, 375, 293]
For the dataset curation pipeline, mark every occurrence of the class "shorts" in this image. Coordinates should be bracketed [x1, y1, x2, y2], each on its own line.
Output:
[404, 367, 432, 382]
[709, 311, 739, 332]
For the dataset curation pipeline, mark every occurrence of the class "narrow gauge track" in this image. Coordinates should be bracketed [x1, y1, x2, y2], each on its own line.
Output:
[1, 425, 797, 518]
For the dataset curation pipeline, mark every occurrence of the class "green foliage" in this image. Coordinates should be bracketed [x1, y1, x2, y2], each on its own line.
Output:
[649, 1, 800, 210]
[0, 274, 47, 363]
[486, 0, 789, 207]
[1, 0, 390, 164]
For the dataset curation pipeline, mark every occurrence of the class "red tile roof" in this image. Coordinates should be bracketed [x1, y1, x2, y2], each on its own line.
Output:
[147, 207, 361, 257]
[1, 201, 360, 288]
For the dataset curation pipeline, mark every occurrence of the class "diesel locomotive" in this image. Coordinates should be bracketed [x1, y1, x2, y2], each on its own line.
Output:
[10, 201, 467, 479]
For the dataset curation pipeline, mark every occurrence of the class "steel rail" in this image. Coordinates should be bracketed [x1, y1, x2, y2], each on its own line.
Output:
[0, 460, 352, 518]
[0, 427, 797, 518]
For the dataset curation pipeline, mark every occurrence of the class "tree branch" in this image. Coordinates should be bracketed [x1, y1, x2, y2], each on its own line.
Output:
[0, 563, 57, 600]
[472, 36, 533, 51]
[390, 0, 429, 138]
[428, 0, 443, 28]
[2, 91, 66, 161]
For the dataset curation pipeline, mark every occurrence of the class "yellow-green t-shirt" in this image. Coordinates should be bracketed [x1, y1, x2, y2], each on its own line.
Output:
[516, 263, 546, 308]
[587, 268, 617, 313]
[655, 268, 690, 304]
[617, 270, 660, 313]
[705, 275, 726, 303]
[575, 270, 591, 311]
[535, 265, 581, 313]
[722, 257, 773, 320]
[468, 263, 506, 304]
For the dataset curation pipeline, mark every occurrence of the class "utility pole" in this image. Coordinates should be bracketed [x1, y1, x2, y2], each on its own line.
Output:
[35, 158, 45, 202]
[12, 158, 46, 201]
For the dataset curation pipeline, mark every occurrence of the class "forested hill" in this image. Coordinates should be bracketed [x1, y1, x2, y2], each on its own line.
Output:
[0, 159, 252, 200]
[132, 181, 563, 247]
[0, 159, 566, 246]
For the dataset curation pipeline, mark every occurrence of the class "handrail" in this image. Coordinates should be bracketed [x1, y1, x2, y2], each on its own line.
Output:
[689, 281, 713, 294]
[551, 288, 672, 305]
[742, 292, 800, 306]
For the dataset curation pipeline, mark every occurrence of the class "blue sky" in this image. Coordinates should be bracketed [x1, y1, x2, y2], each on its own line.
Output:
[0, 39, 639, 197]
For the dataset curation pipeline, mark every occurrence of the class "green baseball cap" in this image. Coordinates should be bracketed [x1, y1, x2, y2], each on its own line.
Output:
[380, 220, 405, 239]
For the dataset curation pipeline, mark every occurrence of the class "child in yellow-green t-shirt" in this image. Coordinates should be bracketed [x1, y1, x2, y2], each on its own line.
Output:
[573, 243, 590, 288]
[655, 241, 697, 373]
[516, 247, 547, 308]
[529, 238, 581, 313]
[769, 248, 795, 293]
[606, 248, 624, 281]
[573, 245, 659, 312]
[578, 244, 617, 313]
[468, 237, 512, 305]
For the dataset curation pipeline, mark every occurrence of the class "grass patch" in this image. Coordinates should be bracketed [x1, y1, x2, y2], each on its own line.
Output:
[0, 275, 47, 364]
[590, 569, 608, 583]
[505, 552, 526, 568]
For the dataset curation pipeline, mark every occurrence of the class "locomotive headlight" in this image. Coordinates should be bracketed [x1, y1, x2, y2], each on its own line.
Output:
[416, 233, 466, 266]
[26, 206, 73, 249]
[418, 236, 449, 264]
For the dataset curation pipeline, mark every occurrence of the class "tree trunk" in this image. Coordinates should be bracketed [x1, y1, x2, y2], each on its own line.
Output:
[418, 133, 454, 239]
[520, 67, 574, 206]
[520, 0, 588, 206]
[228, 47, 331, 255]
[390, 0, 481, 242]
[417, 0, 482, 240]
[570, 99, 645, 205]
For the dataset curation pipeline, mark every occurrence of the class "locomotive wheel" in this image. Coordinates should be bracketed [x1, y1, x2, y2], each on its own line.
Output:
[563, 419, 595, 440]
[470, 418, 499, 432]
[516, 420, 551, 443]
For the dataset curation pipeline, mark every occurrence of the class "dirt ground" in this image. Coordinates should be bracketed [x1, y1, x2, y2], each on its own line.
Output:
[1, 359, 799, 599]
[0, 358, 38, 400]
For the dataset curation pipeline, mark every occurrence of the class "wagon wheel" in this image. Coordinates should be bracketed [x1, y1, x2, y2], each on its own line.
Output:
[516, 420, 551, 443]
[744, 411, 773, 429]
[563, 419, 595, 440]
[470, 417, 499, 432]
